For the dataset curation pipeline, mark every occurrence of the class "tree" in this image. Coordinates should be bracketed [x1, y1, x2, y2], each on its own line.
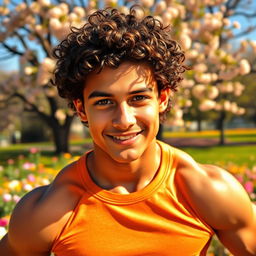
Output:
[0, 0, 255, 151]
[236, 73, 256, 125]
[169, 0, 256, 144]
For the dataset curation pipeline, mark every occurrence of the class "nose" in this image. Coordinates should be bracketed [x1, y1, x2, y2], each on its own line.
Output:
[112, 103, 136, 130]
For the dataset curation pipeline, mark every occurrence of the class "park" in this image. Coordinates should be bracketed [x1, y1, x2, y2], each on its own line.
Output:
[0, 0, 256, 255]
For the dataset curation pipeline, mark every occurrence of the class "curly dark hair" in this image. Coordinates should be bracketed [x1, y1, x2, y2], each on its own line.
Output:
[52, 6, 187, 122]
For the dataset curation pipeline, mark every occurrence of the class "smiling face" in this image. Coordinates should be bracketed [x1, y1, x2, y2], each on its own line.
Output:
[73, 62, 170, 164]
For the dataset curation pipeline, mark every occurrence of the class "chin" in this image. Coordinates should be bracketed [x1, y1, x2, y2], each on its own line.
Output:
[111, 149, 142, 164]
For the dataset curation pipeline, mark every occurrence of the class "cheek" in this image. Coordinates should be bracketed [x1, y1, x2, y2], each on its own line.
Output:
[138, 105, 160, 125]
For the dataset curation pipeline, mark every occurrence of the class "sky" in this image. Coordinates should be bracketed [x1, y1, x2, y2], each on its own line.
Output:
[0, 0, 256, 72]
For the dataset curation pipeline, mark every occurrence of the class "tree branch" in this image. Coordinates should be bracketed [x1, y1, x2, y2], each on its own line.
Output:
[2, 42, 24, 56]
[1, 92, 51, 123]
[13, 31, 28, 50]
[232, 11, 256, 18]
[34, 32, 52, 57]
[226, 0, 240, 10]
[233, 26, 256, 38]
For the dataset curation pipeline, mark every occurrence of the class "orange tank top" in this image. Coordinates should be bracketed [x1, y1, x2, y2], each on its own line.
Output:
[51, 141, 214, 256]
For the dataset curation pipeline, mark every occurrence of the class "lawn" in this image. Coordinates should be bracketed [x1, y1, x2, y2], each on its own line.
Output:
[182, 145, 256, 168]
[164, 128, 256, 143]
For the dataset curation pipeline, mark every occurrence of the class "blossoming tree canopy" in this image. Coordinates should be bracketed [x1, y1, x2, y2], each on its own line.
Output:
[0, 0, 255, 151]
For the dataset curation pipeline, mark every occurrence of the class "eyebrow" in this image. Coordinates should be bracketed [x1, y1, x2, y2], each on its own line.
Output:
[88, 88, 153, 99]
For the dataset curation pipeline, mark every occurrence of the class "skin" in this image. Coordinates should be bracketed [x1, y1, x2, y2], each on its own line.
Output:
[0, 62, 255, 256]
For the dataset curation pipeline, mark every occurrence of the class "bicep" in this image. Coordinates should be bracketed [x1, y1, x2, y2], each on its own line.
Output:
[2, 186, 52, 256]
[0, 233, 51, 256]
[216, 204, 256, 256]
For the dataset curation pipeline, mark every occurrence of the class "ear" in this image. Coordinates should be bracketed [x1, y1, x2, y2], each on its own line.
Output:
[159, 88, 171, 113]
[73, 99, 88, 122]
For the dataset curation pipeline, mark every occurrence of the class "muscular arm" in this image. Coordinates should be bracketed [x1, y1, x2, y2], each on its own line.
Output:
[216, 196, 256, 256]
[0, 186, 52, 256]
[175, 150, 256, 256]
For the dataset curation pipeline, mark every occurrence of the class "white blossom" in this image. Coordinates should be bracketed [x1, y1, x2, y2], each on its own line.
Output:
[207, 86, 219, 99]
[239, 59, 251, 75]
[199, 99, 216, 111]
[154, 1, 167, 15]
[140, 0, 155, 8]
[73, 6, 86, 18]
[55, 109, 67, 123]
[236, 108, 246, 115]
[233, 21, 241, 29]
[179, 34, 192, 50]
[192, 84, 206, 99]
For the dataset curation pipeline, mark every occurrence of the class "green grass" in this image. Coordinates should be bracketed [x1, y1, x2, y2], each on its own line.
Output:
[182, 145, 256, 168]
[164, 129, 256, 143]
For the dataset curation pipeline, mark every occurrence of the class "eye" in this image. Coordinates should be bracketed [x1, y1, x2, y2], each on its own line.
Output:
[131, 95, 148, 101]
[94, 99, 113, 106]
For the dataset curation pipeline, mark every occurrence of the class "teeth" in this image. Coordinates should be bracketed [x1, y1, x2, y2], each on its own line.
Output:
[112, 134, 137, 140]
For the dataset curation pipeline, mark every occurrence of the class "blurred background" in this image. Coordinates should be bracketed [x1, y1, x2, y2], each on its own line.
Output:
[0, 0, 256, 255]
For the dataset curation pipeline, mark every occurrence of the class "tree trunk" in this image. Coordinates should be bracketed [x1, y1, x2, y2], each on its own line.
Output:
[197, 118, 202, 132]
[157, 124, 163, 141]
[197, 111, 202, 132]
[217, 111, 226, 145]
[50, 116, 74, 154]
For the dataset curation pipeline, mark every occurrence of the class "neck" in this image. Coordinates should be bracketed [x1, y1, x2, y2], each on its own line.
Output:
[87, 140, 161, 193]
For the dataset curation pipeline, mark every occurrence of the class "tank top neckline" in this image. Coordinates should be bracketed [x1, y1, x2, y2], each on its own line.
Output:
[78, 140, 172, 205]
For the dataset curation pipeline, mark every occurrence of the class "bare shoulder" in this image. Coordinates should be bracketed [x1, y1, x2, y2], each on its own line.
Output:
[4, 160, 84, 255]
[173, 148, 254, 230]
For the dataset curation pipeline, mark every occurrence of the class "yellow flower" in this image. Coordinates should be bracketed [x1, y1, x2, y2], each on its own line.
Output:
[7, 180, 22, 192]
[63, 153, 72, 159]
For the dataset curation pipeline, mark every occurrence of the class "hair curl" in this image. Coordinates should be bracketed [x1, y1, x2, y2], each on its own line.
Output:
[52, 6, 187, 122]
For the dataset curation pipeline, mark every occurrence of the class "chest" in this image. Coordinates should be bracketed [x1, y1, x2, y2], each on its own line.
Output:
[52, 194, 213, 256]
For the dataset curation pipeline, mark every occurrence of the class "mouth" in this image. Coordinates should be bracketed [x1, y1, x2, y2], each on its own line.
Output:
[107, 131, 143, 143]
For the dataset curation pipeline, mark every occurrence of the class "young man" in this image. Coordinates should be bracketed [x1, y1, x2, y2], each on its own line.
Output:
[1, 6, 255, 256]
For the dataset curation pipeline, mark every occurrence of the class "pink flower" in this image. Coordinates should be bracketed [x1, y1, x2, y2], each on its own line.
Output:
[0, 218, 8, 227]
[235, 174, 243, 183]
[30, 147, 38, 154]
[27, 174, 36, 182]
[2, 193, 12, 202]
[7, 159, 14, 165]
[244, 181, 254, 194]
[22, 162, 36, 170]
[13, 195, 21, 203]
